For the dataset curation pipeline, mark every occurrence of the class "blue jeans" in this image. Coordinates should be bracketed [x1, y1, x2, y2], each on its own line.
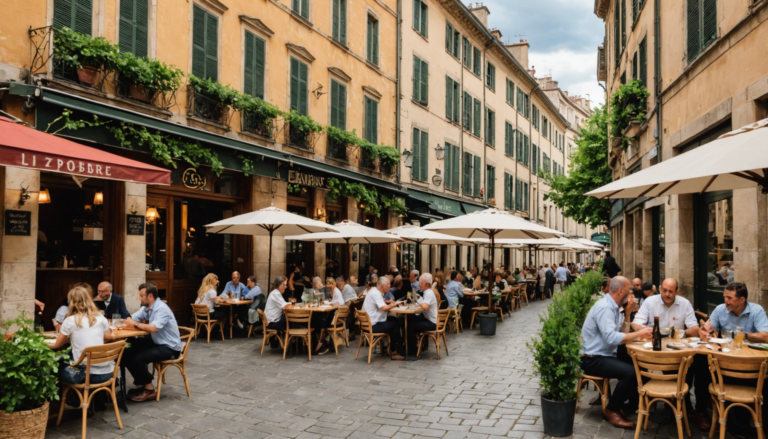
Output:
[59, 364, 113, 385]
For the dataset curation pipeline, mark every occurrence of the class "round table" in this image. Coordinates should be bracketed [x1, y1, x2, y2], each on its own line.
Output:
[626, 337, 768, 358]
[390, 305, 424, 360]
[216, 299, 253, 339]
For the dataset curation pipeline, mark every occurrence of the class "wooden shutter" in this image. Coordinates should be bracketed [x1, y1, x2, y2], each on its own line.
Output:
[364, 97, 378, 143]
[702, 0, 717, 50]
[463, 37, 470, 67]
[244, 31, 266, 99]
[53, 0, 74, 30]
[420, 130, 428, 181]
[445, 77, 453, 121]
[332, 0, 340, 42]
[473, 156, 481, 197]
[413, 0, 421, 33]
[473, 47, 481, 76]
[420, 59, 428, 106]
[412, 56, 421, 102]
[367, 17, 379, 65]
[290, 58, 308, 115]
[445, 22, 451, 52]
[444, 142, 452, 189]
[290, 58, 299, 112]
[451, 145, 460, 191]
[639, 37, 647, 87]
[192, 5, 207, 78]
[420, 1, 428, 36]
[524, 183, 529, 211]
[301, 0, 309, 19]
[463, 152, 472, 193]
[411, 129, 421, 180]
[340, 0, 347, 45]
[473, 98, 481, 137]
[463, 92, 471, 129]
[621, 0, 626, 49]
[452, 81, 460, 123]
[486, 166, 495, 199]
[292, 0, 299, 13]
[55, 0, 92, 35]
[614, 0, 620, 67]
[331, 80, 346, 130]
[205, 11, 218, 81]
[119, 0, 148, 57]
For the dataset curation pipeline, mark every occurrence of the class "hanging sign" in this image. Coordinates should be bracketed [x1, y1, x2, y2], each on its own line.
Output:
[5, 210, 31, 236]
[288, 170, 328, 189]
[182, 168, 206, 190]
[126, 214, 145, 235]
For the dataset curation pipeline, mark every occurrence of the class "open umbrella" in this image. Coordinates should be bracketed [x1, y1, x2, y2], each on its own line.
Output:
[385, 225, 475, 273]
[573, 238, 605, 249]
[205, 204, 338, 282]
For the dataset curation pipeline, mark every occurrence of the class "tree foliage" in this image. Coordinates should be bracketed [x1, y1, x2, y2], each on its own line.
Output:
[542, 106, 612, 228]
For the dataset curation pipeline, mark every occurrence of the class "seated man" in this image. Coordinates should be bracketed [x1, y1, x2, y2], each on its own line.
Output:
[221, 271, 249, 298]
[234, 276, 263, 327]
[406, 273, 438, 356]
[123, 282, 182, 402]
[265, 276, 292, 331]
[581, 276, 651, 429]
[409, 270, 421, 295]
[93, 281, 130, 318]
[362, 276, 405, 360]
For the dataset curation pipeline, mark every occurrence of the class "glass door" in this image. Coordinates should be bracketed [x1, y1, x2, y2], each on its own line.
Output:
[694, 191, 734, 313]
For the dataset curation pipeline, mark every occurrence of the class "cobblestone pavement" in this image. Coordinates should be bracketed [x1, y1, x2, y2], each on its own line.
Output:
[49, 299, 731, 439]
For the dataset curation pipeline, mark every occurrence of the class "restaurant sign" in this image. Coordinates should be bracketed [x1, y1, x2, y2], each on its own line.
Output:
[288, 170, 328, 189]
[182, 168, 206, 190]
[126, 214, 145, 236]
[5, 210, 31, 236]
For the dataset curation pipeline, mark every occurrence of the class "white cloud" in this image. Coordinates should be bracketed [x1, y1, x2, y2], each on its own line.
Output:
[530, 49, 606, 107]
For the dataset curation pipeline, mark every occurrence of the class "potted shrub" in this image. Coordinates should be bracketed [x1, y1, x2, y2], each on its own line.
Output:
[235, 94, 283, 138]
[118, 53, 184, 103]
[527, 292, 582, 437]
[53, 27, 119, 86]
[0, 312, 63, 439]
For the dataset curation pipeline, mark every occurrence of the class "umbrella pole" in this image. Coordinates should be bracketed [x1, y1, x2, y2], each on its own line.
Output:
[346, 238, 351, 280]
[489, 233, 495, 313]
[268, 229, 273, 285]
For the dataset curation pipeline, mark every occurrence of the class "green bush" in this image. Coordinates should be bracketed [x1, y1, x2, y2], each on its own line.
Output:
[608, 80, 650, 149]
[0, 311, 62, 412]
[285, 110, 323, 135]
[119, 52, 184, 92]
[326, 126, 362, 146]
[236, 94, 283, 123]
[188, 75, 240, 107]
[54, 27, 120, 70]
[564, 270, 602, 327]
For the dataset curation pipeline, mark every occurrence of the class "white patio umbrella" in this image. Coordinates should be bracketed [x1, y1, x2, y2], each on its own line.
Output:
[205, 204, 338, 282]
[586, 118, 768, 198]
[386, 224, 475, 273]
[493, 238, 565, 268]
[573, 238, 605, 249]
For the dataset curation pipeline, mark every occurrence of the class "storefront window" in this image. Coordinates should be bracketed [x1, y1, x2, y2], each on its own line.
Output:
[398, 243, 416, 273]
[706, 198, 734, 286]
[173, 199, 233, 280]
[325, 210, 343, 279]
[146, 206, 167, 272]
[658, 209, 665, 282]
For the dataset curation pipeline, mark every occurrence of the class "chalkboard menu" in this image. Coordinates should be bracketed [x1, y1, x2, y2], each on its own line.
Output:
[127, 214, 145, 235]
[5, 210, 32, 236]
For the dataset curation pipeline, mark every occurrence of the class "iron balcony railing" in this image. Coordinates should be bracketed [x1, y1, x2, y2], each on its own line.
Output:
[241, 111, 276, 140]
[186, 84, 231, 126]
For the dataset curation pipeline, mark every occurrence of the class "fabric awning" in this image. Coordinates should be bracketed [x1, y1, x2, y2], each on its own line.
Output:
[585, 118, 768, 198]
[0, 116, 170, 185]
[461, 202, 485, 214]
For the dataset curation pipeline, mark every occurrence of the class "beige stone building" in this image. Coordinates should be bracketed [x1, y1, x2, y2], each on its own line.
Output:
[594, 0, 768, 312]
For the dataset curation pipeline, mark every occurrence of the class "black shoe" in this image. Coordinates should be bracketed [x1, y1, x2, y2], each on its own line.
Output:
[317, 346, 331, 356]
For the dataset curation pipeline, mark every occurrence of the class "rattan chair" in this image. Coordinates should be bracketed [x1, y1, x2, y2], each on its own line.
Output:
[707, 353, 767, 439]
[191, 303, 226, 343]
[575, 373, 610, 413]
[630, 349, 694, 439]
[469, 305, 489, 329]
[257, 309, 284, 355]
[518, 283, 529, 308]
[506, 286, 518, 315]
[152, 327, 193, 401]
[319, 306, 350, 356]
[56, 340, 127, 439]
[416, 309, 451, 360]
[448, 304, 463, 334]
[283, 308, 314, 361]
[355, 310, 391, 364]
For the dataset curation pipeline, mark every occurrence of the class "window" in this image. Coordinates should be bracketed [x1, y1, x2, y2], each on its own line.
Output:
[542, 116, 548, 138]
[532, 144, 538, 175]
[445, 76, 460, 123]
[462, 37, 471, 68]
[412, 56, 429, 106]
[485, 107, 495, 147]
[516, 88, 530, 119]
[632, 0, 647, 22]
[506, 79, 514, 106]
[515, 179, 523, 210]
[444, 142, 460, 191]
[632, 50, 638, 80]
[639, 37, 647, 87]
[620, 71, 626, 84]
[687, 0, 717, 63]
[516, 129, 523, 162]
[486, 61, 495, 91]
[473, 47, 481, 76]
[366, 15, 379, 65]
[192, 5, 218, 81]
[413, 0, 428, 37]
[119, 0, 149, 57]
[463, 151, 473, 194]
[445, 21, 460, 59]
[411, 128, 428, 181]
[292, 0, 309, 20]
[543, 153, 550, 174]
[524, 181, 529, 211]
[613, 0, 620, 67]
[290, 57, 309, 115]
[473, 98, 481, 137]
[504, 173, 514, 210]
[332, 0, 347, 45]
[504, 122, 514, 157]
[523, 134, 529, 167]
[364, 96, 378, 143]
[243, 31, 266, 99]
[486, 165, 495, 200]
[532, 105, 539, 130]
[621, 0, 626, 50]
[53, 0, 92, 34]
[473, 156, 481, 198]
[330, 80, 347, 129]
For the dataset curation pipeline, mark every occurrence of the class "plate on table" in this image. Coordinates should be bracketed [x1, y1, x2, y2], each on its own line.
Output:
[746, 342, 768, 350]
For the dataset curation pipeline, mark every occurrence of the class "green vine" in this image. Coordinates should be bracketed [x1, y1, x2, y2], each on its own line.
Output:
[188, 75, 240, 107]
[608, 79, 650, 149]
[238, 154, 255, 177]
[327, 127, 401, 170]
[326, 177, 407, 218]
[287, 183, 301, 194]
[285, 110, 324, 135]
[381, 194, 408, 217]
[326, 126, 362, 146]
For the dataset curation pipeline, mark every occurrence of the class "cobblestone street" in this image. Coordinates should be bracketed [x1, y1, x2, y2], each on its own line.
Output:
[49, 299, 727, 439]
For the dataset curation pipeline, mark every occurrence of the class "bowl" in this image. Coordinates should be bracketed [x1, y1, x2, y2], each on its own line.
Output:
[689, 337, 700, 343]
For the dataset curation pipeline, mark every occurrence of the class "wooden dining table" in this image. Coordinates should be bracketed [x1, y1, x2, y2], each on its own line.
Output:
[626, 336, 768, 358]
[462, 289, 493, 314]
[215, 298, 253, 339]
[390, 304, 426, 361]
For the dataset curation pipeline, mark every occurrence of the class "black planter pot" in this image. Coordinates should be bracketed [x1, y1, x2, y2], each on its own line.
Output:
[478, 313, 497, 335]
[540, 395, 576, 437]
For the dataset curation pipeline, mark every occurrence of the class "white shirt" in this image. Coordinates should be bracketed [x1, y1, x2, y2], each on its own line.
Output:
[362, 287, 388, 324]
[330, 287, 345, 306]
[195, 289, 218, 313]
[265, 289, 288, 323]
[340, 284, 357, 302]
[538, 268, 547, 285]
[60, 314, 114, 375]
[418, 288, 438, 324]
[632, 294, 698, 331]
[555, 267, 569, 282]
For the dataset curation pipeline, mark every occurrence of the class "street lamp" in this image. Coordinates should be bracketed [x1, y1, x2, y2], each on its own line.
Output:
[402, 149, 414, 168]
[435, 144, 445, 160]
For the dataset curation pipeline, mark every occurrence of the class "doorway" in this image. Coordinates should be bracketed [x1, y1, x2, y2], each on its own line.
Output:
[693, 191, 733, 313]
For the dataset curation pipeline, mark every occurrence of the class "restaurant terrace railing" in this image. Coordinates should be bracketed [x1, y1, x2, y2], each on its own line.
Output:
[241, 111, 278, 140]
[186, 84, 232, 127]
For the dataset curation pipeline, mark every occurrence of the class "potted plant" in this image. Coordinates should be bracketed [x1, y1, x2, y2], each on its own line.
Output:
[608, 79, 650, 149]
[118, 53, 184, 103]
[235, 94, 283, 138]
[53, 27, 119, 86]
[527, 292, 582, 437]
[0, 312, 63, 439]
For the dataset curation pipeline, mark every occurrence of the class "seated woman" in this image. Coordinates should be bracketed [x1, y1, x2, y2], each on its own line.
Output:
[327, 277, 345, 306]
[433, 274, 449, 309]
[51, 286, 116, 385]
[195, 273, 228, 320]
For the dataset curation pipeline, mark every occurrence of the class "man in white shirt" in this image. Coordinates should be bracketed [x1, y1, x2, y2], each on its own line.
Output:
[265, 276, 292, 331]
[406, 273, 438, 356]
[338, 276, 358, 303]
[362, 276, 405, 360]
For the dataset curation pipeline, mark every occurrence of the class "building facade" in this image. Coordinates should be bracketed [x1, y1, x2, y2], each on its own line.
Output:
[595, 0, 768, 311]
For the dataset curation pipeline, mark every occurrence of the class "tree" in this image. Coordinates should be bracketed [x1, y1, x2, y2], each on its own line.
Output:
[542, 106, 611, 228]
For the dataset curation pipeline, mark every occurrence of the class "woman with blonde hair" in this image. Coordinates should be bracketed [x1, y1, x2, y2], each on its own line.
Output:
[51, 286, 116, 384]
[195, 273, 227, 320]
[327, 277, 345, 306]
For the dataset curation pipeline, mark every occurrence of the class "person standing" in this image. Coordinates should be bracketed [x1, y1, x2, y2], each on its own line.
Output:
[602, 251, 621, 278]
[362, 277, 405, 360]
[555, 263, 569, 291]
[93, 282, 129, 318]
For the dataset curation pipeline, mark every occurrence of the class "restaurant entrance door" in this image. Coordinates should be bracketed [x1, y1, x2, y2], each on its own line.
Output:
[693, 191, 734, 314]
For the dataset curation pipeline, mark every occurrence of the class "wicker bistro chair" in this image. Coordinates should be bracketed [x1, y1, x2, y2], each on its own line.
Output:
[506, 286, 518, 315]
[630, 349, 695, 439]
[257, 309, 284, 355]
[707, 353, 768, 439]
[416, 309, 451, 360]
[56, 340, 127, 439]
[319, 306, 350, 356]
[152, 327, 193, 401]
[283, 308, 314, 361]
[354, 310, 391, 364]
[575, 374, 611, 414]
[469, 305, 489, 329]
[191, 304, 226, 343]
[513, 283, 528, 310]
[448, 304, 464, 334]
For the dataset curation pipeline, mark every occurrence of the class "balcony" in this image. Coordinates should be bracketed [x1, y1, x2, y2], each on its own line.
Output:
[186, 84, 231, 127]
[240, 111, 276, 140]
[597, 46, 607, 82]
[326, 137, 351, 162]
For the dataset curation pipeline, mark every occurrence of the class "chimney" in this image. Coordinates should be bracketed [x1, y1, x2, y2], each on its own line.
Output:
[505, 40, 529, 70]
[490, 28, 502, 40]
[468, 2, 491, 28]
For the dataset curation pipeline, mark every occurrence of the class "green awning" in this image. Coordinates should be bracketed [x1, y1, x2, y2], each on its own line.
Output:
[461, 202, 485, 214]
[406, 189, 462, 217]
[591, 233, 610, 245]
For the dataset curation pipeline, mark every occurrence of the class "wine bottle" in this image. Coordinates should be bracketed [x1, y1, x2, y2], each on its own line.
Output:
[652, 317, 662, 351]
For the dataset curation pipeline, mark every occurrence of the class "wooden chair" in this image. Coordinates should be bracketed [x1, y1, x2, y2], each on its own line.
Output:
[448, 304, 464, 334]
[519, 283, 529, 307]
[416, 309, 451, 360]
[56, 340, 127, 439]
[707, 353, 767, 439]
[257, 309, 284, 355]
[283, 308, 314, 361]
[506, 286, 518, 314]
[496, 291, 510, 322]
[630, 349, 694, 439]
[355, 310, 391, 364]
[153, 327, 193, 401]
[575, 373, 610, 413]
[191, 304, 226, 343]
[695, 310, 709, 323]
[319, 306, 350, 356]
[469, 305, 489, 329]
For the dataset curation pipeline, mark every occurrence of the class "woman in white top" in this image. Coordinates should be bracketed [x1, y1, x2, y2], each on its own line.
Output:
[52, 286, 116, 384]
[195, 273, 228, 320]
[327, 277, 345, 306]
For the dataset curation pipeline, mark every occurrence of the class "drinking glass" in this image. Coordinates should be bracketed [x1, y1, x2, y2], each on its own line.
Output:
[735, 327, 744, 350]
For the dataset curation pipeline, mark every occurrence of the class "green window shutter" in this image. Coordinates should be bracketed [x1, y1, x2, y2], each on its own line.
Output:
[463, 152, 472, 193]
[299, 61, 308, 115]
[463, 92, 471, 129]
[473, 156, 481, 197]
[487, 110, 494, 146]
[53, 0, 74, 31]
[702, 0, 717, 52]
[639, 37, 647, 87]
[413, 0, 421, 33]
[420, 131, 428, 181]
[614, 0, 620, 67]
[292, 0, 299, 13]
[524, 135, 529, 167]
[452, 29, 460, 58]
[412, 129, 421, 180]
[463, 37, 470, 67]
[289, 58, 298, 112]
[244, 31, 266, 99]
[340, 0, 347, 44]
[420, 1, 428, 36]
[445, 77, 453, 121]
[364, 97, 378, 143]
[372, 19, 379, 65]
[420, 59, 428, 105]
[244, 31, 254, 97]
[445, 22, 451, 52]
[330, 80, 339, 128]
[412, 56, 421, 102]
[473, 47, 481, 75]
[333, 0, 340, 42]
[192, 5, 207, 79]
[290, 58, 308, 115]
[516, 179, 521, 210]
[504, 174, 510, 210]
[452, 81, 460, 123]
[444, 142, 453, 189]
[301, 0, 309, 19]
[621, 0, 626, 49]
[473, 98, 481, 137]
[71, 0, 92, 35]
[205, 11, 218, 82]
[452, 145, 460, 191]
[486, 166, 495, 200]
[119, 0, 148, 57]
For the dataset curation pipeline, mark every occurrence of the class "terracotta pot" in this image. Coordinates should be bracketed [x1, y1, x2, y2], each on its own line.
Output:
[129, 84, 154, 103]
[76, 65, 99, 87]
[0, 402, 49, 439]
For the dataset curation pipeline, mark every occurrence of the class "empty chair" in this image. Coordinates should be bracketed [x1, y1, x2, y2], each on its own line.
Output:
[283, 308, 314, 361]
[416, 309, 451, 360]
[575, 374, 610, 413]
[191, 303, 226, 343]
[153, 327, 194, 401]
[707, 353, 767, 439]
[355, 310, 391, 364]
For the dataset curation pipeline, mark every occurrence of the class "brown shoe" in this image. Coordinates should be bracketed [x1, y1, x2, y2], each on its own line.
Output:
[130, 390, 157, 402]
[602, 408, 634, 429]
[391, 354, 405, 361]
[690, 410, 712, 431]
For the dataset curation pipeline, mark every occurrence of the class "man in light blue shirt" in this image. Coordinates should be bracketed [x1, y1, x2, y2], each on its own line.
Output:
[221, 271, 249, 298]
[580, 276, 652, 429]
[701, 282, 768, 343]
[555, 263, 569, 289]
[243, 276, 262, 300]
[409, 270, 421, 295]
[445, 271, 465, 308]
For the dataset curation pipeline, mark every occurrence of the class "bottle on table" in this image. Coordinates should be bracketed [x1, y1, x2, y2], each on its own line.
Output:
[652, 316, 662, 351]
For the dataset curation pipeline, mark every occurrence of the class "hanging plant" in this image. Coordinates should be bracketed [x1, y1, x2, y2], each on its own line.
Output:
[608, 79, 650, 149]
[188, 74, 240, 107]
[236, 94, 283, 127]
[380, 194, 408, 217]
[53, 27, 120, 71]
[287, 183, 302, 194]
[325, 126, 361, 146]
[326, 178, 408, 218]
[284, 110, 323, 135]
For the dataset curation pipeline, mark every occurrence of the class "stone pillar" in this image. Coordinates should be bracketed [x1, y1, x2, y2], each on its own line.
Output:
[313, 189, 327, 280]
[642, 208, 654, 282]
[623, 214, 634, 278]
[634, 211, 644, 279]
[666, 195, 694, 302]
[733, 188, 760, 305]
[0, 168, 39, 326]
[123, 183, 147, 312]
[346, 197, 359, 278]
[252, 176, 287, 286]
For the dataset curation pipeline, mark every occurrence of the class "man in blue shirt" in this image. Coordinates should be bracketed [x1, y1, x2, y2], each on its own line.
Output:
[221, 271, 249, 298]
[580, 276, 652, 429]
[445, 271, 464, 308]
[123, 282, 182, 402]
[234, 276, 263, 328]
[409, 270, 421, 295]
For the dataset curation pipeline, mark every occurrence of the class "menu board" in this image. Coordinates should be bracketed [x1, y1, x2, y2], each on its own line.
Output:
[126, 214, 145, 235]
[5, 210, 31, 236]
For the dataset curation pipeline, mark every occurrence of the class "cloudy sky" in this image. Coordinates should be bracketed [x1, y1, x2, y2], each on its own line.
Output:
[476, 0, 606, 107]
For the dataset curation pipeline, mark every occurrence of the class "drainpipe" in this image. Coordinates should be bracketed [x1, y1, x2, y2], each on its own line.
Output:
[654, 0, 662, 163]
[396, 0, 402, 181]
[514, 94, 519, 215]
[460, 43, 465, 199]
[482, 44, 489, 205]
[529, 83, 540, 220]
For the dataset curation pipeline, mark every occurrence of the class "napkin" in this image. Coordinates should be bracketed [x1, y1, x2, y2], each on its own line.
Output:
[643, 342, 653, 349]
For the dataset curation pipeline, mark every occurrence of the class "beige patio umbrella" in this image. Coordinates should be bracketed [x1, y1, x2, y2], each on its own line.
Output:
[586, 118, 768, 198]
[205, 204, 339, 282]
[573, 238, 605, 249]
[386, 224, 475, 272]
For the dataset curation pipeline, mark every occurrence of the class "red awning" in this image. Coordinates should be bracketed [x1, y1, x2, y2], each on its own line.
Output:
[0, 117, 170, 185]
